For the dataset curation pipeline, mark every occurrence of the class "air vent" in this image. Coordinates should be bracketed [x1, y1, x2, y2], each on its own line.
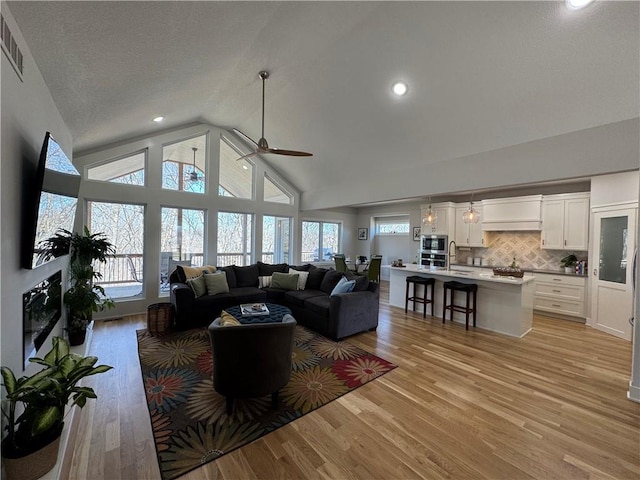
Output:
[0, 13, 24, 81]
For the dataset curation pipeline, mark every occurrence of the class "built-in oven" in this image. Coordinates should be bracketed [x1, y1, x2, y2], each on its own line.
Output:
[420, 252, 447, 269]
[421, 234, 448, 253]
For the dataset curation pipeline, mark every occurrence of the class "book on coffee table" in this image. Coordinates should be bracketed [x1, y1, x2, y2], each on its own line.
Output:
[240, 303, 270, 316]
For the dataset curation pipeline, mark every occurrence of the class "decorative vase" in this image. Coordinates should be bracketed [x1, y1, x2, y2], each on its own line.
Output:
[2, 434, 61, 480]
[68, 329, 86, 346]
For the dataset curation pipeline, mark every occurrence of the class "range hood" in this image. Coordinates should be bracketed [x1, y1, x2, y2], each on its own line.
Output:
[481, 195, 543, 231]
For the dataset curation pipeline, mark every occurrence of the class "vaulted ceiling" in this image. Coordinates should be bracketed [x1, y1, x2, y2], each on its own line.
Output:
[7, 1, 639, 210]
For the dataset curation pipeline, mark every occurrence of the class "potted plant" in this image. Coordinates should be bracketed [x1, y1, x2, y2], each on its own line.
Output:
[1, 336, 112, 480]
[38, 227, 116, 345]
[63, 263, 114, 345]
[560, 254, 578, 273]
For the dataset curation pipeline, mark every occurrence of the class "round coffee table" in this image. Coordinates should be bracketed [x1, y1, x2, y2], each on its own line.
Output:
[225, 303, 292, 324]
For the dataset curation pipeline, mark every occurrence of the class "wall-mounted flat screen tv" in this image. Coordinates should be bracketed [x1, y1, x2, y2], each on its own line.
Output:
[22, 132, 81, 269]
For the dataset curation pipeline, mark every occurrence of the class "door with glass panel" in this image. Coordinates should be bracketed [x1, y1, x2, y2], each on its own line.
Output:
[591, 207, 637, 340]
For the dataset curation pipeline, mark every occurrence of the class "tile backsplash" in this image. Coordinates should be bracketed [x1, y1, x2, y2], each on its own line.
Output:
[457, 231, 587, 270]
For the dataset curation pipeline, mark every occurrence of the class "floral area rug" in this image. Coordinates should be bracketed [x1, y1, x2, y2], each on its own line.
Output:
[137, 325, 396, 480]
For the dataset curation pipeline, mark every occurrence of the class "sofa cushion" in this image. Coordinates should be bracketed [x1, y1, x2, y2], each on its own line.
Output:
[289, 264, 313, 272]
[306, 267, 328, 290]
[257, 261, 288, 276]
[345, 271, 370, 292]
[204, 272, 230, 295]
[288, 268, 309, 290]
[176, 264, 217, 283]
[330, 276, 355, 296]
[272, 272, 299, 290]
[320, 270, 344, 294]
[284, 289, 325, 307]
[187, 275, 207, 297]
[234, 264, 259, 287]
[219, 266, 237, 288]
[228, 287, 267, 304]
[262, 287, 287, 303]
[304, 295, 331, 317]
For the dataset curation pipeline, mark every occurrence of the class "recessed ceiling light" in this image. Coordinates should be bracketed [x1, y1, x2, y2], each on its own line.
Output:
[392, 82, 408, 96]
[152, 116, 165, 123]
[566, 0, 595, 10]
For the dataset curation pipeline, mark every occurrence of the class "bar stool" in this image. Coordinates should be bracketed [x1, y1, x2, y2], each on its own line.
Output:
[442, 281, 478, 330]
[405, 276, 435, 318]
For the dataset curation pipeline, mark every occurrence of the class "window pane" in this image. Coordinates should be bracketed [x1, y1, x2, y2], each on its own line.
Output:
[322, 222, 340, 257]
[599, 216, 628, 284]
[162, 135, 206, 193]
[219, 139, 253, 199]
[263, 216, 291, 263]
[217, 211, 253, 266]
[302, 221, 339, 262]
[376, 215, 410, 234]
[87, 151, 145, 185]
[160, 207, 205, 294]
[264, 175, 292, 204]
[88, 201, 144, 299]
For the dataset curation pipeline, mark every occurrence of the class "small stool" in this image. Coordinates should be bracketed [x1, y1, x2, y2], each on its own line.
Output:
[442, 281, 478, 330]
[405, 276, 435, 318]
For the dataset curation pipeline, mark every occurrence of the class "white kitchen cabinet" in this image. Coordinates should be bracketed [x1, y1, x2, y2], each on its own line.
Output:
[541, 193, 589, 250]
[454, 204, 484, 247]
[421, 202, 455, 238]
[533, 272, 586, 319]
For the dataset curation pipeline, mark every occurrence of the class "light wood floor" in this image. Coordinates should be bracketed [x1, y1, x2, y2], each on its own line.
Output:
[69, 281, 640, 479]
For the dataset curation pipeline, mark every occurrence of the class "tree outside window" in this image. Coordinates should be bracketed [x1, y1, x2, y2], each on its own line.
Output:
[302, 221, 340, 262]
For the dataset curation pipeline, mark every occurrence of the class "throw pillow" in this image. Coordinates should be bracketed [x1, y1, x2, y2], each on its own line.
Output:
[219, 265, 237, 288]
[320, 269, 344, 294]
[177, 265, 217, 281]
[204, 272, 230, 295]
[271, 272, 299, 290]
[219, 310, 241, 326]
[288, 268, 309, 290]
[233, 264, 259, 287]
[330, 276, 356, 296]
[186, 274, 207, 297]
[345, 271, 370, 291]
[289, 264, 313, 272]
[258, 275, 272, 288]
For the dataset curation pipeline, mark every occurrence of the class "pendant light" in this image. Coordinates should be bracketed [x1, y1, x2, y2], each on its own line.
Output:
[187, 147, 200, 182]
[422, 197, 437, 225]
[463, 193, 480, 224]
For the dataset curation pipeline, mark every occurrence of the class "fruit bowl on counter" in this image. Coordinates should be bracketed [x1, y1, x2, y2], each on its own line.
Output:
[492, 267, 524, 278]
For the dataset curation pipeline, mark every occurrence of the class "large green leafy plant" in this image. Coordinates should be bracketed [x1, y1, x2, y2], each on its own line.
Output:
[1, 337, 112, 458]
[38, 227, 116, 332]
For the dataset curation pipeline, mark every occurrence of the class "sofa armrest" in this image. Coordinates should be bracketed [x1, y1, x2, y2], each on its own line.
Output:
[170, 282, 195, 330]
[328, 290, 379, 340]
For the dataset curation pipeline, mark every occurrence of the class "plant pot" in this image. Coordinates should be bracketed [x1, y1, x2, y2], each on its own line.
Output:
[67, 328, 86, 346]
[2, 434, 61, 480]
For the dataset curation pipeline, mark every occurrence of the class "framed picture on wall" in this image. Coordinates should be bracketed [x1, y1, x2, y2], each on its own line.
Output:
[413, 227, 421, 241]
[358, 228, 368, 240]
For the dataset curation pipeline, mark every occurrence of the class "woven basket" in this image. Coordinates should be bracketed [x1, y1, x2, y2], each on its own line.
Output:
[147, 303, 174, 335]
[492, 267, 525, 278]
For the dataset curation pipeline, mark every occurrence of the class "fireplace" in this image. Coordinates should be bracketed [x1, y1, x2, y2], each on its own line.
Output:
[23, 271, 62, 367]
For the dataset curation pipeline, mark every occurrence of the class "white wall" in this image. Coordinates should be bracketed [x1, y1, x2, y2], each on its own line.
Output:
[1, 6, 72, 374]
[590, 171, 639, 207]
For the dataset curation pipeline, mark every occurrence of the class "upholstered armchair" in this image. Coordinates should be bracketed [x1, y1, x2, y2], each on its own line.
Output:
[208, 315, 296, 414]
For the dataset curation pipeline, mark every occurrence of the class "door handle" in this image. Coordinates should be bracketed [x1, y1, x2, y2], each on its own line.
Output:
[593, 269, 597, 276]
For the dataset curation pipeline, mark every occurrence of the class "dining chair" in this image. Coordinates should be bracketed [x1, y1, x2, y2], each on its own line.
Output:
[333, 254, 348, 273]
[366, 255, 382, 282]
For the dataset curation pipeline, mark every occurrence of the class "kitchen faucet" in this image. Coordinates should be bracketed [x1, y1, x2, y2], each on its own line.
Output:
[448, 240, 457, 269]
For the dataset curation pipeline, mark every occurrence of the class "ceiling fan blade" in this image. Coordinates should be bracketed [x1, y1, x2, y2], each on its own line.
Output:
[266, 148, 313, 157]
[235, 151, 260, 162]
[233, 128, 259, 148]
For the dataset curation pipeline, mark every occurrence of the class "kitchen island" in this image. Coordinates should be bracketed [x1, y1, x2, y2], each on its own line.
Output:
[390, 264, 536, 337]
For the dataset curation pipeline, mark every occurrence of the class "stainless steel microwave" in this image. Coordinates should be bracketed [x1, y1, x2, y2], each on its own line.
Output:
[421, 234, 448, 253]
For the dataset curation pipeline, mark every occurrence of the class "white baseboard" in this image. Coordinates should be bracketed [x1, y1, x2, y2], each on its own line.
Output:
[628, 380, 640, 403]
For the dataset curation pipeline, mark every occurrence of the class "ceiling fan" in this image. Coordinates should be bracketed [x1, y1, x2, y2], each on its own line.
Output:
[233, 70, 312, 161]
[186, 147, 204, 182]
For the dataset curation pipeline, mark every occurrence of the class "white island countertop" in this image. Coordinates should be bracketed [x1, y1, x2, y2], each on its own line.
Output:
[389, 264, 535, 337]
[391, 264, 535, 285]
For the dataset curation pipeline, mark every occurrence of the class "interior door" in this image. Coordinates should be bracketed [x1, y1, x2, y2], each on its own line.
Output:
[591, 208, 637, 340]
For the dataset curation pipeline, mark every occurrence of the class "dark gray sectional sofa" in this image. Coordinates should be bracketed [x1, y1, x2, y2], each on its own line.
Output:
[169, 262, 379, 340]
